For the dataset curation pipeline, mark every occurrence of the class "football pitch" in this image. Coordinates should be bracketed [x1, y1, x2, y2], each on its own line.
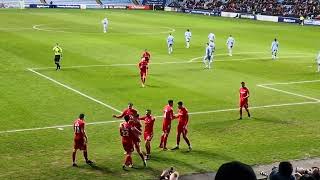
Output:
[0, 8, 320, 179]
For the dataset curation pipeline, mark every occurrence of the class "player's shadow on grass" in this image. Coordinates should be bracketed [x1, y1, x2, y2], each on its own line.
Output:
[79, 163, 113, 174]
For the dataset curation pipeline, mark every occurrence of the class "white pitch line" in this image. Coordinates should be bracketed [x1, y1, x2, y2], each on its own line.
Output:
[32, 24, 175, 35]
[0, 101, 318, 134]
[29, 55, 313, 70]
[27, 68, 122, 113]
[0, 120, 120, 134]
[188, 52, 311, 62]
[258, 84, 320, 102]
[259, 79, 320, 86]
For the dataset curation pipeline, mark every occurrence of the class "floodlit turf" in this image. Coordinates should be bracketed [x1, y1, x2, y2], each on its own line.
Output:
[0, 8, 320, 179]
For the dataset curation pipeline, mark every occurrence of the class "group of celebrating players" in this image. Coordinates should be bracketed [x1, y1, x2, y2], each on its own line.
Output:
[72, 100, 192, 169]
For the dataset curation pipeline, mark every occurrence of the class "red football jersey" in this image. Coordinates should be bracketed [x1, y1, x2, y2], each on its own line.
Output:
[177, 107, 189, 125]
[140, 115, 155, 134]
[239, 87, 249, 100]
[129, 119, 142, 131]
[120, 122, 132, 143]
[118, 108, 138, 119]
[142, 51, 151, 59]
[74, 119, 85, 139]
[163, 105, 174, 121]
[138, 59, 148, 71]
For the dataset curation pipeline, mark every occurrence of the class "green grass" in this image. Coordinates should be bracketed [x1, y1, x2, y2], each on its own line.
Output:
[0, 8, 320, 179]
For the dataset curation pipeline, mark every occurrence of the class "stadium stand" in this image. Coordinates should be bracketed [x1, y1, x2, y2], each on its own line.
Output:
[100, 0, 133, 4]
[169, 0, 320, 18]
[49, 0, 98, 5]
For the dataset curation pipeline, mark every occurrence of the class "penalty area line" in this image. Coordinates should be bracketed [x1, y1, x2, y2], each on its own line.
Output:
[27, 68, 122, 113]
[0, 101, 319, 134]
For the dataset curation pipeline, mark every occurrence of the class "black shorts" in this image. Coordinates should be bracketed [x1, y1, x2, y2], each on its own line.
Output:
[54, 55, 61, 63]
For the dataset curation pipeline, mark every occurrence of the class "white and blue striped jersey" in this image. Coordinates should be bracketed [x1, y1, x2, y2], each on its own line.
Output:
[271, 41, 279, 51]
[167, 35, 174, 45]
[185, 31, 192, 41]
[102, 18, 108, 25]
[226, 37, 235, 48]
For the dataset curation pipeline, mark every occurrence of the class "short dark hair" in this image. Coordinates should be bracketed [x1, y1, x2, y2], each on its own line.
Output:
[128, 102, 133, 106]
[79, 114, 85, 119]
[124, 115, 130, 122]
[168, 100, 173, 104]
[178, 101, 183, 106]
[278, 161, 293, 177]
[215, 161, 257, 180]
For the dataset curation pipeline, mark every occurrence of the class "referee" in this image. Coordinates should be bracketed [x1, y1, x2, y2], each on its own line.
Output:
[53, 43, 62, 70]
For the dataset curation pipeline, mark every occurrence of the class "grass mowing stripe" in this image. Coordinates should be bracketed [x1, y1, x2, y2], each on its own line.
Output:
[29, 54, 314, 70]
[0, 101, 318, 134]
[27, 68, 122, 113]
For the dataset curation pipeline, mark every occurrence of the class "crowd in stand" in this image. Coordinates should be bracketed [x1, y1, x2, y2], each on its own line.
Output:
[169, 0, 320, 18]
[161, 161, 320, 180]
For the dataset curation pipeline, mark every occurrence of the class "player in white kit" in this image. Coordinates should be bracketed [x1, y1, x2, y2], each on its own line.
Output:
[185, 29, 192, 48]
[203, 43, 213, 69]
[167, 33, 174, 54]
[102, 17, 108, 33]
[271, 38, 279, 60]
[316, 51, 320, 72]
[226, 35, 235, 56]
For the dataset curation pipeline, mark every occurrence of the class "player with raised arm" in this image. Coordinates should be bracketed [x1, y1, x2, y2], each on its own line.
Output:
[159, 100, 174, 150]
[316, 51, 320, 72]
[239, 82, 251, 120]
[208, 32, 215, 43]
[130, 114, 147, 167]
[72, 114, 93, 167]
[139, 109, 155, 160]
[138, 57, 148, 88]
[185, 29, 192, 48]
[102, 17, 108, 33]
[226, 35, 235, 56]
[203, 43, 213, 69]
[167, 33, 174, 54]
[171, 101, 192, 151]
[53, 43, 62, 71]
[120, 115, 134, 169]
[112, 103, 137, 119]
[271, 38, 279, 60]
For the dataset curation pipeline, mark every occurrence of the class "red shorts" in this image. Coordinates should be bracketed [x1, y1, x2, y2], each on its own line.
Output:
[177, 123, 188, 134]
[122, 141, 134, 153]
[140, 70, 146, 77]
[240, 99, 248, 108]
[162, 122, 171, 134]
[74, 138, 87, 150]
[144, 132, 153, 141]
[132, 136, 141, 143]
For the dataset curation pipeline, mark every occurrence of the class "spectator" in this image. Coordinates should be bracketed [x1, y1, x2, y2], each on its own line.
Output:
[269, 161, 295, 180]
[215, 161, 257, 180]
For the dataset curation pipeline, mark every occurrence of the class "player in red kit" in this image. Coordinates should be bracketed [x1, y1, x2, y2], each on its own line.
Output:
[142, 49, 151, 63]
[113, 102, 137, 119]
[139, 109, 155, 160]
[239, 82, 251, 120]
[120, 115, 134, 169]
[130, 114, 147, 167]
[142, 49, 151, 76]
[171, 101, 192, 151]
[159, 100, 174, 151]
[138, 58, 148, 88]
[72, 114, 93, 167]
